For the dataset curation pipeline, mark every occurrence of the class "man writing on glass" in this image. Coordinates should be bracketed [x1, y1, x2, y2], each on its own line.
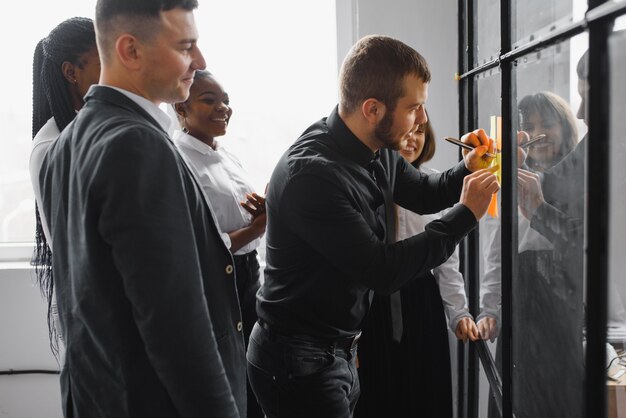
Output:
[247, 34, 499, 418]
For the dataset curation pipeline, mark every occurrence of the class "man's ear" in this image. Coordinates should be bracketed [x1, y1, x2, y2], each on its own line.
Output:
[61, 61, 78, 85]
[115, 34, 141, 70]
[361, 98, 386, 125]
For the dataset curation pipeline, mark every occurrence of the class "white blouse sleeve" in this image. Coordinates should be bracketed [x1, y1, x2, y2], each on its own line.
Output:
[433, 245, 472, 333]
[478, 216, 501, 325]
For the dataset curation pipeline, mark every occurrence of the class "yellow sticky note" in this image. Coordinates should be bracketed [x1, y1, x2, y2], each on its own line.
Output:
[488, 115, 502, 218]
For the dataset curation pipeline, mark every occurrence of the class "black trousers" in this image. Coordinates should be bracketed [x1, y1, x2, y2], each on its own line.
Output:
[247, 321, 361, 418]
[233, 251, 263, 418]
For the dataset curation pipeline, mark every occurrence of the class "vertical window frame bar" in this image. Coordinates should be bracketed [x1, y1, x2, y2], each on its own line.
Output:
[584, 0, 611, 417]
[499, 0, 515, 417]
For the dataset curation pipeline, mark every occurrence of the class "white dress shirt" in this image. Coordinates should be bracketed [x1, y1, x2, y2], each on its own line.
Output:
[395, 166, 472, 333]
[106, 85, 175, 135]
[30, 117, 60, 247]
[173, 130, 261, 255]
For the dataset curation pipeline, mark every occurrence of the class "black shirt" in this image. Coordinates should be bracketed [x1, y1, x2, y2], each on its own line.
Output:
[258, 107, 477, 339]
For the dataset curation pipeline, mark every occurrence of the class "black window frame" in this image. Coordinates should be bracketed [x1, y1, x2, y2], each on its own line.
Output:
[456, 1, 626, 417]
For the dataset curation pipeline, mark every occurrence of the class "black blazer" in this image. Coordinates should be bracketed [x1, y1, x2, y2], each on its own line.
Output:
[39, 86, 246, 418]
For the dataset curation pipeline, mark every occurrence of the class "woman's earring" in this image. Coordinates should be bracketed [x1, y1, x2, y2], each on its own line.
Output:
[182, 119, 189, 134]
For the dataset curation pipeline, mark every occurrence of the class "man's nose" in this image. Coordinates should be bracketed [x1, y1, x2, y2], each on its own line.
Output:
[192, 45, 207, 71]
[416, 106, 428, 126]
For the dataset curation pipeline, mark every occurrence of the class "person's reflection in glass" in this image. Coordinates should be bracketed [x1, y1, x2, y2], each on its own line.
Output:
[519, 92, 579, 172]
[477, 90, 580, 341]
[479, 82, 584, 417]
[478, 54, 587, 418]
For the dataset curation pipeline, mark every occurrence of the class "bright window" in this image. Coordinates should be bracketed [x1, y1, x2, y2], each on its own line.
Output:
[0, 1, 338, 248]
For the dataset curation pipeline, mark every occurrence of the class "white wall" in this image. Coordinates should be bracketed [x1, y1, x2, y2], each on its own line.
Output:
[0, 265, 62, 418]
[335, 0, 460, 172]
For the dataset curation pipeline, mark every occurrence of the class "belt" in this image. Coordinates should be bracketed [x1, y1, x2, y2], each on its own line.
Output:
[233, 250, 258, 263]
[257, 320, 361, 351]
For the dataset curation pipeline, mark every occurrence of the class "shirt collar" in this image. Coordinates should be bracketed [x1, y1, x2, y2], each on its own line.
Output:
[174, 130, 221, 155]
[102, 85, 175, 134]
[326, 105, 377, 168]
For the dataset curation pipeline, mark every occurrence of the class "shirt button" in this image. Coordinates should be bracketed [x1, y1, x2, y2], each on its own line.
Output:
[237, 321, 243, 332]
[225, 264, 234, 274]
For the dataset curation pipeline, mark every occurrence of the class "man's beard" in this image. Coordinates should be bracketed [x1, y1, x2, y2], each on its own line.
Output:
[374, 110, 401, 150]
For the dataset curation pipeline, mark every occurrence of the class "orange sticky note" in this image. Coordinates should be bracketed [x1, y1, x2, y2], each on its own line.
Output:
[487, 193, 499, 218]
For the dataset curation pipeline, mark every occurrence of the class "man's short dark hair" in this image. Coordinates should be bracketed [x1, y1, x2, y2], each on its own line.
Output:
[95, 0, 198, 62]
[339, 35, 431, 114]
[96, 0, 198, 21]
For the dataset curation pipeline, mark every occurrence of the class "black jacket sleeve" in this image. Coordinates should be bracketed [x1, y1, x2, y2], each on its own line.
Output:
[281, 168, 476, 295]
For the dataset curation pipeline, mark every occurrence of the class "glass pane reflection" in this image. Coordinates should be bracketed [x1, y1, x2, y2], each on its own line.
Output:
[514, 0, 575, 47]
[607, 23, 626, 418]
[514, 0, 587, 48]
[513, 35, 587, 418]
[475, 0, 500, 66]
[474, 69, 503, 418]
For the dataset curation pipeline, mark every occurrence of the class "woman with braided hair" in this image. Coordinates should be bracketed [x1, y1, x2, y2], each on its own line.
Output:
[29, 17, 100, 357]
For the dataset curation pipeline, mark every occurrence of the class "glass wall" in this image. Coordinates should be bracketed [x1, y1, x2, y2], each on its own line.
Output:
[475, 0, 500, 66]
[461, 1, 626, 417]
[513, 0, 585, 47]
[512, 34, 587, 418]
[475, 67, 501, 348]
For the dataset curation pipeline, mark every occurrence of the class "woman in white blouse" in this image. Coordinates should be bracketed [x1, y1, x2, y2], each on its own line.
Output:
[396, 115, 479, 416]
[355, 115, 478, 418]
[397, 117, 479, 343]
[173, 70, 265, 418]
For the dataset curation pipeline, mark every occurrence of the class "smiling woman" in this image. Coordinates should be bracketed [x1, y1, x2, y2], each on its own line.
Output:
[173, 70, 266, 418]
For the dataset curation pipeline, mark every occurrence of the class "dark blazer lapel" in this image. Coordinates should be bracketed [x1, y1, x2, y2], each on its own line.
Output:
[84, 85, 166, 134]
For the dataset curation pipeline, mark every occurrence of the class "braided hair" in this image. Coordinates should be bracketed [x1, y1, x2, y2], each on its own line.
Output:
[32, 17, 96, 358]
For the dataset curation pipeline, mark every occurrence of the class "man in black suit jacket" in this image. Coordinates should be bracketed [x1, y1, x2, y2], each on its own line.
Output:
[39, 1, 245, 417]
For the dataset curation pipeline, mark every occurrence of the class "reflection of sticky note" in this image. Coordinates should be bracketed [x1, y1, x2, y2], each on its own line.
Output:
[497, 116, 502, 150]
[490, 115, 502, 150]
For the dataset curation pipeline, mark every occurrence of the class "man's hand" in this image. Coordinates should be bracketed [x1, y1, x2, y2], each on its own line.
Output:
[462, 128, 497, 172]
[477, 316, 499, 342]
[517, 169, 544, 220]
[455, 317, 480, 343]
[459, 168, 501, 220]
